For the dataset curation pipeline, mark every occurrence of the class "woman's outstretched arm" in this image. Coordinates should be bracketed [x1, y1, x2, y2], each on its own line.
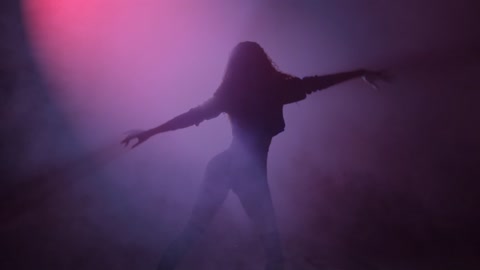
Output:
[301, 69, 367, 94]
[122, 98, 223, 148]
[282, 69, 385, 104]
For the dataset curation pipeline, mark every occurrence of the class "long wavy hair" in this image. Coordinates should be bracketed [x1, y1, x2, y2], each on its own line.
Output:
[214, 41, 293, 100]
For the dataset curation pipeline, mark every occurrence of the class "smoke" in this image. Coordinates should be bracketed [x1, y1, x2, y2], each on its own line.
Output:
[1, 0, 480, 269]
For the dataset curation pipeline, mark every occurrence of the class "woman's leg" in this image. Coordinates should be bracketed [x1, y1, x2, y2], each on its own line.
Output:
[233, 166, 284, 270]
[157, 151, 231, 270]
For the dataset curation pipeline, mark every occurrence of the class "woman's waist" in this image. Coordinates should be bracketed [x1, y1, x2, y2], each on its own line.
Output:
[231, 131, 271, 146]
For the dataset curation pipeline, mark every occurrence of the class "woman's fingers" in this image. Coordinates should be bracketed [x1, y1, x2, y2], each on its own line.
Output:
[121, 138, 130, 147]
[121, 130, 150, 149]
[121, 135, 136, 147]
[362, 76, 379, 90]
[362, 69, 392, 90]
[132, 140, 142, 148]
[122, 135, 144, 148]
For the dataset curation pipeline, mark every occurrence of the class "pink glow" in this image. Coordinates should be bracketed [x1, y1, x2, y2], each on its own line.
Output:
[21, 0, 346, 233]
[24, 1, 251, 126]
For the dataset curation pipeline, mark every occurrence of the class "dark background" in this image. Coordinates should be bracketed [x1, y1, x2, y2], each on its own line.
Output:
[1, 0, 480, 269]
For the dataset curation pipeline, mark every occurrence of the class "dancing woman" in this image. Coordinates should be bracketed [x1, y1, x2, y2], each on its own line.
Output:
[122, 41, 385, 270]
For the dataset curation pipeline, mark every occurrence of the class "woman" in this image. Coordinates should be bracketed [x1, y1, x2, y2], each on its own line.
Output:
[122, 41, 385, 270]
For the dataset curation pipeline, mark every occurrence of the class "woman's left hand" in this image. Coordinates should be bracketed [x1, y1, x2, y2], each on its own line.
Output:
[121, 129, 152, 148]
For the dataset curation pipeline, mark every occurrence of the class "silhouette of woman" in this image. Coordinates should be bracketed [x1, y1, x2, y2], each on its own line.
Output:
[122, 41, 385, 270]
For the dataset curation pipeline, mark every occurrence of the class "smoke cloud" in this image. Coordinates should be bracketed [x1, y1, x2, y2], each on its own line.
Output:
[1, 0, 479, 269]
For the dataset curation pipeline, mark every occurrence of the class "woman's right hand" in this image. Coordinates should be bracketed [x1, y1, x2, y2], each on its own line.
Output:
[362, 70, 391, 90]
[121, 129, 153, 148]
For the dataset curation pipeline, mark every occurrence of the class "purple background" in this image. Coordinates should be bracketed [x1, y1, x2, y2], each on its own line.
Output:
[1, 0, 480, 269]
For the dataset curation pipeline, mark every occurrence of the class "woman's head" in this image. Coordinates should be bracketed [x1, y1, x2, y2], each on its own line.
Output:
[223, 41, 276, 82]
[216, 42, 291, 98]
